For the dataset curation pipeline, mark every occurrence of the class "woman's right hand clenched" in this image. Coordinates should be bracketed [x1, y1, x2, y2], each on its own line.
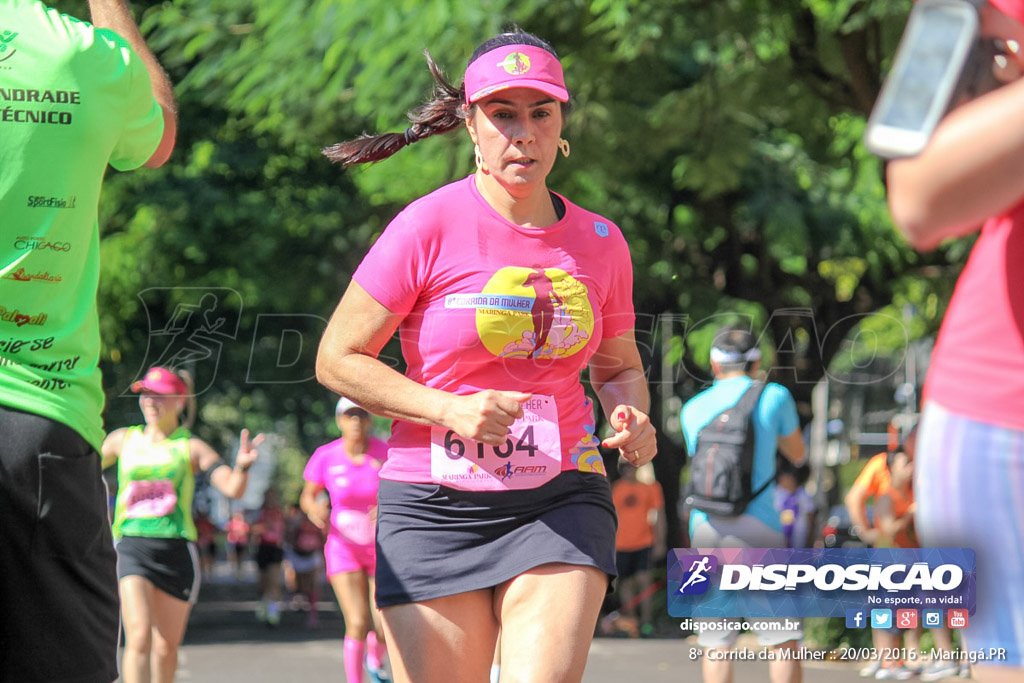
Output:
[442, 390, 532, 446]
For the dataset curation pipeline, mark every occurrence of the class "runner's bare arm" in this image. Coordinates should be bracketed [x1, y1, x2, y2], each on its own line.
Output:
[588, 331, 657, 465]
[299, 480, 330, 529]
[887, 5, 1024, 250]
[87, 0, 176, 168]
[844, 481, 881, 546]
[315, 281, 530, 446]
[192, 430, 263, 499]
[876, 493, 914, 540]
[100, 427, 128, 469]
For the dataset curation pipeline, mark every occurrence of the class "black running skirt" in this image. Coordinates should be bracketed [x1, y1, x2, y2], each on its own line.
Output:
[116, 536, 199, 604]
[374, 470, 617, 607]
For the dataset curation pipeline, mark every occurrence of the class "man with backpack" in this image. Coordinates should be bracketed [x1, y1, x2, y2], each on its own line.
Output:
[680, 324, 806, 683]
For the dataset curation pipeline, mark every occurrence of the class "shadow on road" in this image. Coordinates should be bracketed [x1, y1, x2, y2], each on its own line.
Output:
[183, 574, 347, 646]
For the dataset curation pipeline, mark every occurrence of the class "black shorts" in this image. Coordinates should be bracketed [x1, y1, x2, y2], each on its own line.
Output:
[256, 543, 284, 569]
[0, 405, 119, 683]
[116, 536, 200, 603]
[375, 470, 618, 608]
[615, 547, 652, 579]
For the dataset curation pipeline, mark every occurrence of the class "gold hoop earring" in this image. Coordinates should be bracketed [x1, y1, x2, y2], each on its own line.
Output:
[558, 138, 571, 158]
[474, 144, 487, 172]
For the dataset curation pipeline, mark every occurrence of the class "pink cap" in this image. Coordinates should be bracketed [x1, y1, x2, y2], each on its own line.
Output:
[990, 0, 1024, 25]
[464, 44, 568, 104]
[131, 367, 188, 396]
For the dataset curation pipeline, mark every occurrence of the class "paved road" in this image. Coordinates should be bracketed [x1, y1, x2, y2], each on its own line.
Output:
[166, 564, 878, 683]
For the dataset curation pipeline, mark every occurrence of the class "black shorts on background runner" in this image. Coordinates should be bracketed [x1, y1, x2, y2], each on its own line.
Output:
[615, 546, 652, 579]
[117, 536, 200, 603]
[0, 405, 119, 683]
[256, 543, 285, 569]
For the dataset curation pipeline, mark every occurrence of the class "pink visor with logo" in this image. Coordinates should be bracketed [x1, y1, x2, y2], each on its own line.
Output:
[131, 367, 188, 395]
[464, 44, 569, 104]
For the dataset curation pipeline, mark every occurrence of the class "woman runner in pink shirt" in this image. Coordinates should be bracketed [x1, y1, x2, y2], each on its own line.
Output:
[302, 398, 390, 683]
[886, 1, 1024, 679]
[316, 31, 656, 683]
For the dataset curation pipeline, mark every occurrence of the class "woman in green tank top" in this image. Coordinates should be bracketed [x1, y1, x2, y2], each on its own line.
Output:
[101, 366, 263, 683]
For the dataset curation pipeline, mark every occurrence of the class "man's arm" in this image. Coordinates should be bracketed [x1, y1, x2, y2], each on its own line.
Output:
[776, 428, 806, 465]
[87, 0, 176, 167]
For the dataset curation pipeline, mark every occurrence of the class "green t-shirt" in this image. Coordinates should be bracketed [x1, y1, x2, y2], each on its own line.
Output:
[112, 425, 197, 541]
[0, 0, 164, 452]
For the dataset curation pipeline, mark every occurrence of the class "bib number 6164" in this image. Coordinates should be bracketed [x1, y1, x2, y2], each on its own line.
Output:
[442, 426, 538, 460]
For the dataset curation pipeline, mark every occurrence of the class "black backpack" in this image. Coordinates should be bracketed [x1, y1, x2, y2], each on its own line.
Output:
[685, 381, 770, 517]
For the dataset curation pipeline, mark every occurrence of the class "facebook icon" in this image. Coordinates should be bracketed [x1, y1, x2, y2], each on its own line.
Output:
[846, 609, 867, 629]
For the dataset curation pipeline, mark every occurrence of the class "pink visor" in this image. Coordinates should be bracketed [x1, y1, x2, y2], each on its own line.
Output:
[464, 44, 568, 104]
[131, 367, 188, 396]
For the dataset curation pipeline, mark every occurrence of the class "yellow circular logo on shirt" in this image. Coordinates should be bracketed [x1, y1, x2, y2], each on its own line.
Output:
[476, 267, 594, 359]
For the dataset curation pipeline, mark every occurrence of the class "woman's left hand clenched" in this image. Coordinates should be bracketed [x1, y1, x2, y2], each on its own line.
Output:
[601, 406, 657, 466]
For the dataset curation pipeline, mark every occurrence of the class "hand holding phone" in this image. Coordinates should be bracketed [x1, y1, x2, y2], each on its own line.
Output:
[865, 0, 1002, 159]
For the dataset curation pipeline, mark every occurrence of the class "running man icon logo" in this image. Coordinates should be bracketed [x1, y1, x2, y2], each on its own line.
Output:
[678, 554, 718, 595]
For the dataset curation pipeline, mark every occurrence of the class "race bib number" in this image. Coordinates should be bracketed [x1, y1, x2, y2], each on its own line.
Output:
[430, 395, 561, 491]
[123, 479, 178, 519]
[333, 509, 375, 546]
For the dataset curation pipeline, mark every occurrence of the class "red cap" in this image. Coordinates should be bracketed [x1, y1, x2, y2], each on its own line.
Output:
[464, 44, 569, 104]
[131, 367, 188, 396]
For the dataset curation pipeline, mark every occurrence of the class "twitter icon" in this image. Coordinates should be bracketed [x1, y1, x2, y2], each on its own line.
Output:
[871, 609, 893, 629]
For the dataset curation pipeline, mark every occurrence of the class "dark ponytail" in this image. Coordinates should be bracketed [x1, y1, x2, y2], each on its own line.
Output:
[322, 51, 466, 166]
[322, 31, 567, 167]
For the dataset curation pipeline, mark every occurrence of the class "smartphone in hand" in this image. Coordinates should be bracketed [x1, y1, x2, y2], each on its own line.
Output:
[865, 0, 1000, 159]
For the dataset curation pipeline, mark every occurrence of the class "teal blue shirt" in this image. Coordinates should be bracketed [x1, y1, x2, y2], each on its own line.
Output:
[680, 376, 800, 536]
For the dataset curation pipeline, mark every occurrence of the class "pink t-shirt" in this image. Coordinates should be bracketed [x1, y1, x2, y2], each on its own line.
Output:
[304, 437, 388, 545]
[304, 436, 388, 510]
[354, 176, 635, 483]
[924, 203, 1024, 430]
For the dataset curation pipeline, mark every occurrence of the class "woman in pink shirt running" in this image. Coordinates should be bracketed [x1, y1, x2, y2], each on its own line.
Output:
[886, 2, 1024, 680]
[301, 398, 390, 683]
[316, 31, 656, 683]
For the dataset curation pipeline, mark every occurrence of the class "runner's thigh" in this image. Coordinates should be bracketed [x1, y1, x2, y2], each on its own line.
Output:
[495, 562, 609, 683]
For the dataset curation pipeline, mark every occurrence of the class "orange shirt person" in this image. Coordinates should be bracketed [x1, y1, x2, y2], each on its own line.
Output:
[844, 451, 891, 547]
[611, 459, 665, 634]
